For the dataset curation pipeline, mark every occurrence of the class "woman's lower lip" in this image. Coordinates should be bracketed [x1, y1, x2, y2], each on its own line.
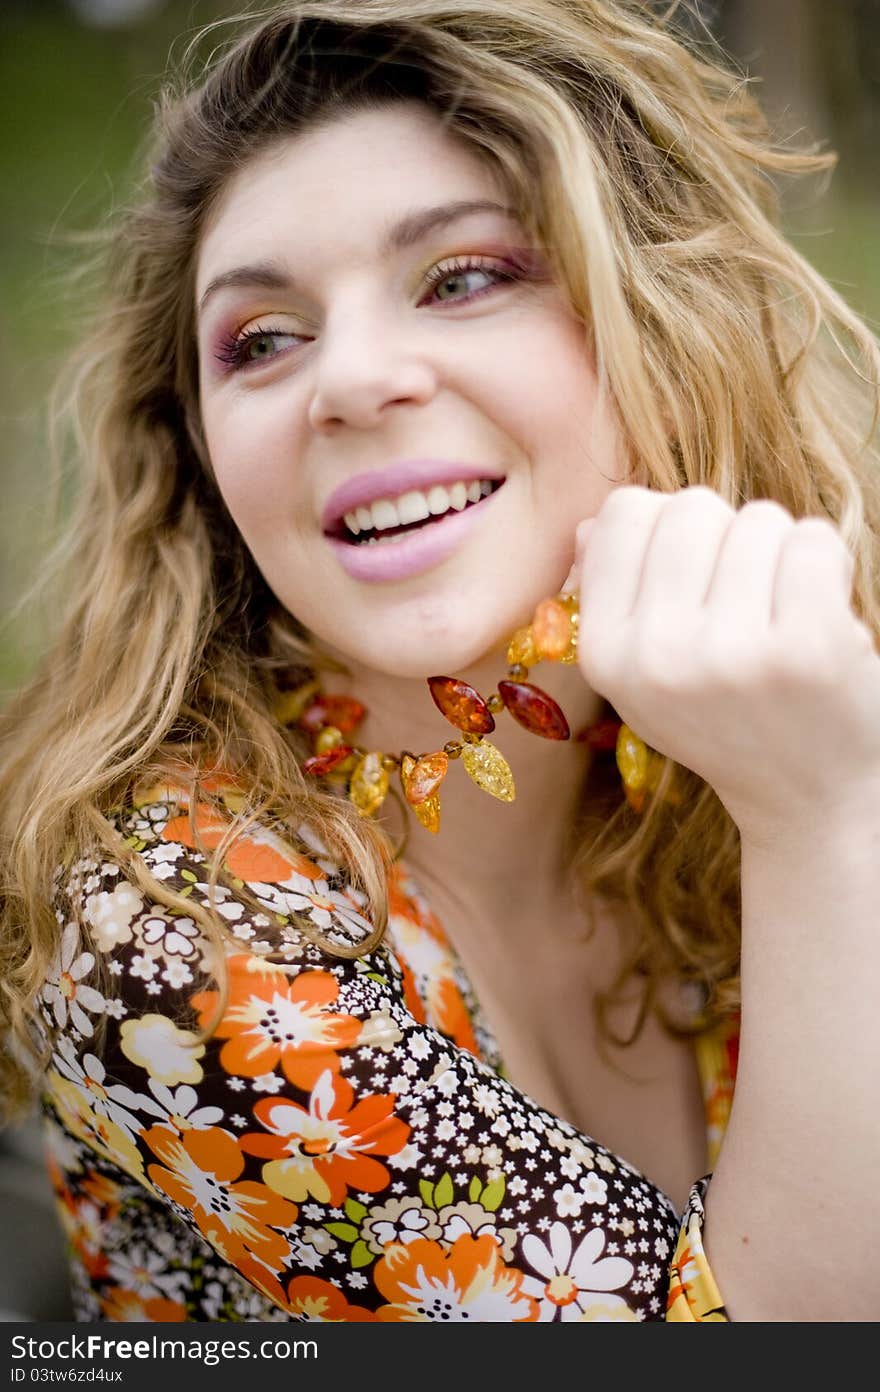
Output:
[325, 493, 499, 582]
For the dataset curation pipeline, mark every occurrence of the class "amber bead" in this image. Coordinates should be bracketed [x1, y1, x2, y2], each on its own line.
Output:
[532, 597, 578, 664]
[506, 663, 529, 681]
[616, 724, 649, 792]
[273, 681, 320, 727]
[303, 745, 353, 776]
[460, 739, 515, 802]
[412, 793, 441, 833]
[443, 741, 463, 760]
[402, 751, 449, 806]
[506, 626, 539, 668]
[497, 680, 571, 740]
[575, 718, 622, 751]
[427, 676, 495, 734]
[349, 752, 390, 816]
[486, 693, 505, 713]
[314, 725, 344, 753]
[300, 694, 366, 735]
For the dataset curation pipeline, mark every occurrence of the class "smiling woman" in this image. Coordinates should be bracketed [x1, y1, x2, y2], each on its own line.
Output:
[1, 0, 880, 1326]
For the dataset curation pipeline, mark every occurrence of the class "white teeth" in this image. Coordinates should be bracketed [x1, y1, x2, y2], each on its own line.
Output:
[396, 490, 431, 526]
[448, 482, 468, 511]
[426, 485, 452, 516]
[370, 498, 398, 531]
[340, 477, 499, 538]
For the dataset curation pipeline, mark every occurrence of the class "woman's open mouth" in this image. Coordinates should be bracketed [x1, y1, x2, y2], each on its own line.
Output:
[326, 477, 504, 546]
[323, 476, 506, 582]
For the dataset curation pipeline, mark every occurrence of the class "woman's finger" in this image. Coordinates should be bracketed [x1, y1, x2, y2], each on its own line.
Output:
[702, 500, 794, 643]
[632, 486, 733, 625]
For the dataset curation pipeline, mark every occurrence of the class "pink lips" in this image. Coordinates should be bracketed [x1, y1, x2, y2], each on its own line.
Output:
[325, 491, 499, 582]
[320, 459, 505, 535]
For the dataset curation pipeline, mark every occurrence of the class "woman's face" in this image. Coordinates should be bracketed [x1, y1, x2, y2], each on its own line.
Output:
[196, 102, 626, 676]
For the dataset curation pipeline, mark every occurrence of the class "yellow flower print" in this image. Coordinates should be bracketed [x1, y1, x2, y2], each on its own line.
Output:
[119, 1013, 205, 1085]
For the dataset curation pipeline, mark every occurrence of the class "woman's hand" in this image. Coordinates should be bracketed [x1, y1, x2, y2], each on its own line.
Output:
[573, 485, 880, 851]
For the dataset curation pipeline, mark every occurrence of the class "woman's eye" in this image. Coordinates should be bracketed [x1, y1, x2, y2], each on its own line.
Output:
[423, 262, 514, 306]
[215, 327, 303, 373]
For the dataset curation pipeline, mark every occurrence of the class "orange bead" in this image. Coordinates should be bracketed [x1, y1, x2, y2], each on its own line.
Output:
[532, 597, 577, 663]
[427, 676, 496, 734]
[300, 694, 366, 735]
[402, 751, 449, 807]
[303, 745, 353, 776]
[497, 680, 571, 740]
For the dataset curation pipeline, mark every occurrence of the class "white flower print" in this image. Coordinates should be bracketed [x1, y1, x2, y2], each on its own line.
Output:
[105, 1079, 223, 1135]
[140, 914, 200, 959]
[252, 1073, 285, 1094]
[362, 1197, 441, 1253]
[130, 954, 158, 982]
[106, 1244, 189, 1300]
[521, 1222, 635, 1322]
[51, 1040, 146, 1140]
[579, 1173, 608, 1206]
[41, 924, 107, 1037]
[161, 959, 194, 991]
[553, 1183, 584, 1219]
[83, 881, 144, 952]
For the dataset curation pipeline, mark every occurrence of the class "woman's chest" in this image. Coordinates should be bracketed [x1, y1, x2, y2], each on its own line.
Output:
[398, 891, 710, 1213]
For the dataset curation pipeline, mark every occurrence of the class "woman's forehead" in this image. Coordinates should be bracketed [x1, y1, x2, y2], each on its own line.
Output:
[195, 104, 514, 295]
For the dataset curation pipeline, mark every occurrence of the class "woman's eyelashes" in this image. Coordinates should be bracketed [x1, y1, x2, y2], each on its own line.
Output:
[210, 255, 531, 374]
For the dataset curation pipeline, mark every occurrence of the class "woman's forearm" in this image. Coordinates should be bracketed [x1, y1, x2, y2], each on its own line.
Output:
[702, 802, 880, 1320]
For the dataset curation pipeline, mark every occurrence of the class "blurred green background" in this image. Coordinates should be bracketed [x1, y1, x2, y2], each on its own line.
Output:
[1, 0, 879, 694]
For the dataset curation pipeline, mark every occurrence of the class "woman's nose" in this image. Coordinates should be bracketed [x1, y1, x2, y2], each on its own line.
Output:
[307, 311, 438, 431]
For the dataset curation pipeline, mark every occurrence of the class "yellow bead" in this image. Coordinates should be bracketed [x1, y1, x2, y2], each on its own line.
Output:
[349, 752, 390, 816]
[506, 626, 539, 668]
[315, 725, 344, 753]
[616, 724, 649, 792]
[460, 739, 516, 802]
[273, 680, 319, 726]
[412, 794, 441, 833]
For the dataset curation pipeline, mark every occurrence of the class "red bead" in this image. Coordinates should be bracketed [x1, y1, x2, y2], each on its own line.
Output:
[300, 695, 366, 735]
[575, 718, 622, 751]
[303, 745, 353, 775]
[497, 680, 570, 740]
[427, 676, 496, 734]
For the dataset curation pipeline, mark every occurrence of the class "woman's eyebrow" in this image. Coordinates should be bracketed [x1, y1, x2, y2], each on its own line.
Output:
[196, 198, 517, 319]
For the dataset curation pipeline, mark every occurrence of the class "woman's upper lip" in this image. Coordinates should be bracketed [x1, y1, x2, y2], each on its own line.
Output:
[320, 459, 506, 533]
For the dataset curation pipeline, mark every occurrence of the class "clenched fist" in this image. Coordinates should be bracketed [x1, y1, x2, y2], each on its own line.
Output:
[573, 486, 880, 851]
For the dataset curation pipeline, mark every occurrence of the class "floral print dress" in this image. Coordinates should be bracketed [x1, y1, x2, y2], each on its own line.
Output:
[40, 779, 736, 1322]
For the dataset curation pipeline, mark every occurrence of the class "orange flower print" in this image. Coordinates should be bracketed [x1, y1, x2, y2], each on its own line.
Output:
[101, 1289, 188, 1322]
[240, 1069, 409, 1205]
[387, 870, 479, 1056]
[190, 959, 360, 1088]
[374, 1234, 539, 1322]
[282, 1276, 376, 1322]
[143, 1125, 297, 1272]
[161, 804, 320, 883]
